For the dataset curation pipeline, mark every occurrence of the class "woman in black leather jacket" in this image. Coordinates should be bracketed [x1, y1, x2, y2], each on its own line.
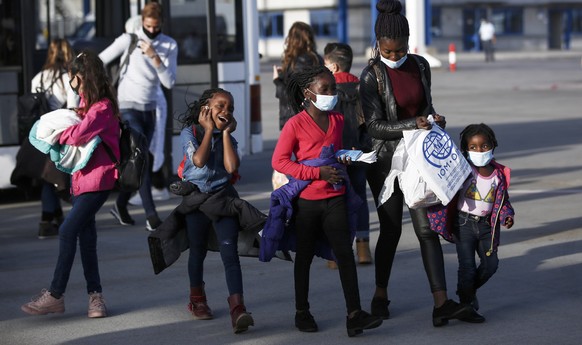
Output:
[359, 0, 475, 327]
[273, 21, 323, 130]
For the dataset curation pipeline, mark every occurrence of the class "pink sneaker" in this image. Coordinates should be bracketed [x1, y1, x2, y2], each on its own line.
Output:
[21, 289, 65, 315]
[88, 292, 107, 318]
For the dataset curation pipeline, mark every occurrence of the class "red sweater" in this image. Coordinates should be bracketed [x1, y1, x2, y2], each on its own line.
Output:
[272, 110, 346, 200]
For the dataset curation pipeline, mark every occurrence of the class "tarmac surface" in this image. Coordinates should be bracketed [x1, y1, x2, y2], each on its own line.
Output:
[1, 50, 582, 345]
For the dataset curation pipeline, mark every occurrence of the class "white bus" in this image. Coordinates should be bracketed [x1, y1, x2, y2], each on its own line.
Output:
[0, 0, 262, 190]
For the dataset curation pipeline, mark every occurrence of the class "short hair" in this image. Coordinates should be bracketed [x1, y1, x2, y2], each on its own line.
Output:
[324, 42, 353, 72]
[374, 0, 410, 40]
[142, 2, 163, 22]
[459, 123, 499, 153]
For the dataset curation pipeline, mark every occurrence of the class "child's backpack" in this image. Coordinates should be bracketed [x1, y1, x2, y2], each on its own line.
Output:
[103, 121, 149, 192]
[17, 72, 61, 141]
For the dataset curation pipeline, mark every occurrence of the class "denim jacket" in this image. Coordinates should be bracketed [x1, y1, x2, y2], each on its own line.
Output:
[180, 125, 238, 193]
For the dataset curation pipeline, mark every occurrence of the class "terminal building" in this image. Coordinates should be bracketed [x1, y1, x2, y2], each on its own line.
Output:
[257, 0, 582, 58]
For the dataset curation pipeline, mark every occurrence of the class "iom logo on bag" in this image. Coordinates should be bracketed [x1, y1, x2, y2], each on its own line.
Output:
[422, 131, 454, 168]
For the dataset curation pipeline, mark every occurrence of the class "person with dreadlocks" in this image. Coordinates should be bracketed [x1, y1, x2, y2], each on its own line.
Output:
[428, 123, 515, 323]
[268, 65, 382, 337]
[176, 88, 254, 334]
[359, 0, 476, 326]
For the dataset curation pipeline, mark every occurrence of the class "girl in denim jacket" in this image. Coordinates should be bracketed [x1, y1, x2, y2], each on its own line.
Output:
[428, 123, 515, 323]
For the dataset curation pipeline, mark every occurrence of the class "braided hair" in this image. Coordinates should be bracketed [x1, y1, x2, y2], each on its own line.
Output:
[286, 65, 333, 114]
[459, 123, 499, 154]
[375, 0, 409, 40]
[180, 88, 233, 128]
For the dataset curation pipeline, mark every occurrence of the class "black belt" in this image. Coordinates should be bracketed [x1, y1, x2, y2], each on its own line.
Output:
[459, 211, 488, 222]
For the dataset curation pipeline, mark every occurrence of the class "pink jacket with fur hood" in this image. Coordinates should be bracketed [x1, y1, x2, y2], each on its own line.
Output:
[59, 98, 120, 196]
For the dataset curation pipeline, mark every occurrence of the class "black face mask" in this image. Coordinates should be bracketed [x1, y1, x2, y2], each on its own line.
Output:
[142, 26, 161, 40]
[69, 76, 80, 95]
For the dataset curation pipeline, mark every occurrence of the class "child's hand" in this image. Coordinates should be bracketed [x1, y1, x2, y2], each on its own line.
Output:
[504, 217, 514, 229]
[224, 117, 237, 134]
[319, 166, 343, 185]
[199, 105, 215, 131]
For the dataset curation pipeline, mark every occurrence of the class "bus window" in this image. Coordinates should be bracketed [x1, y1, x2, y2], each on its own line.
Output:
[0, 2, 21, 67]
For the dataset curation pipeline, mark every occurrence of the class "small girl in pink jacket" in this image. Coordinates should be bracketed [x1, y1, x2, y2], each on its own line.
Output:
[21, 50, 120, 319]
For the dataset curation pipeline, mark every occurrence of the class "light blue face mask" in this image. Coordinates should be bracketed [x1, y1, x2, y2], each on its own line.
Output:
[380, 54, 408, 69]
[307, 89, 338, 111]
[468, 150, 494, 167]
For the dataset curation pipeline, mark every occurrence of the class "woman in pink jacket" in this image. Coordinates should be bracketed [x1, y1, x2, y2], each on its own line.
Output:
[21, 50, 120, 319]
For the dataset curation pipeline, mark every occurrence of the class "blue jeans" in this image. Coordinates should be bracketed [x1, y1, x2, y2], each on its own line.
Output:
[453, 213, 499, 292]
[347, 165, 369, 239]
[49, 190, 110, 296]
[186, 211, 243, 295]
[116, 109, 157, 218]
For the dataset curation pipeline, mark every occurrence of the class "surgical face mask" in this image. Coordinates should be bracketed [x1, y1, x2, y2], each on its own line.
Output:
[380, 54, 408, 69]
[142, 26, 161, 40]
[467, 150, 494, 167]
[307, 89, 338, 111]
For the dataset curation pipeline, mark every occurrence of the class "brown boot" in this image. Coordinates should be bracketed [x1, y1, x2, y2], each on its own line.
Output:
[356, 238, 372, 264]
[188, 286, 213, 320]
[326, 260, 338, 269]
[227, 293, 254, 334]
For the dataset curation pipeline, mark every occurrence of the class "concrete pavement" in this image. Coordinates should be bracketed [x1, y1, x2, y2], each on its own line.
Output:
[1, 51, 582, 345]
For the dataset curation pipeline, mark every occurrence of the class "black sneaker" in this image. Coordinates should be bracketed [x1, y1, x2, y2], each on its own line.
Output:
[295, 310, 318, 332]
[110, 202, 135, 226]
[38, 221, 59, 239]
[432, 299, 473, 327]
[146, 215, 162, 232]
[371, 296, 390, 319]
[346, 310, 383, 337]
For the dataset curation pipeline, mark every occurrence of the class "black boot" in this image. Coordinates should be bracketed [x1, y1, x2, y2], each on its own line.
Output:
[295, 310, 318, 332]
[432, 300, 472, 327]
[346, 310, 383, 337]
[457, 289, 485, 323]
[370, 296, 390, 319]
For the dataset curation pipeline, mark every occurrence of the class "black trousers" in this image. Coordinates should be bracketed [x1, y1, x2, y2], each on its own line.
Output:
[367, 159, 447, 293]
[294, 196, 361, 314]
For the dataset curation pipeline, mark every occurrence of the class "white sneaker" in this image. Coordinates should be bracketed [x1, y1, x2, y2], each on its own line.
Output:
[152, 188, 170, 201]
[128, 193, 142, 206]
[88, 292, 107, 318]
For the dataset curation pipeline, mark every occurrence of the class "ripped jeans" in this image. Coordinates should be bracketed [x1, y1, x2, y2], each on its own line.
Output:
[185, 211, 242, 295]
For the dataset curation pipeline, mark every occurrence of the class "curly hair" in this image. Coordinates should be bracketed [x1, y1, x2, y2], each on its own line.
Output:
[281, 22, 319, 73]
[180, 88, 233, 128]
[286, 65, 333, 114]
[69, 50, 119, 117]
[459, 123, 499, 153]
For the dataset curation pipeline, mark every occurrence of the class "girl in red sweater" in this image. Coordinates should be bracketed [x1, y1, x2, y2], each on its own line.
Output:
[271, 65, 382, 337]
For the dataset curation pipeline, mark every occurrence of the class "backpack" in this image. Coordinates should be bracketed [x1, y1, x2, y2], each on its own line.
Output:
[109, 33, 139, 89]
[102, 121, 149, 192]
[17, 72, 61, 141]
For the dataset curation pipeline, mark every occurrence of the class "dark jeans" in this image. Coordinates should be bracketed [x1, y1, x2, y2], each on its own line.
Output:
[482, 40, 495, 62]
[453, 213, 499, 292]
[49, 190, 110, 296]
[294, 196, 361, 313]
[347, 165, 370, 239]
[367, 164, 447, 293]
[186, 211, 243, 295]
[116, 109, 157, 218]
[41, 181, 61, 215]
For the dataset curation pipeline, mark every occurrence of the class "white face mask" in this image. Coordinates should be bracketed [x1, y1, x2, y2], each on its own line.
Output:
[467, 150, 494, 167]
[307, 89, 338, 111]
[380, 54, 408, 69]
